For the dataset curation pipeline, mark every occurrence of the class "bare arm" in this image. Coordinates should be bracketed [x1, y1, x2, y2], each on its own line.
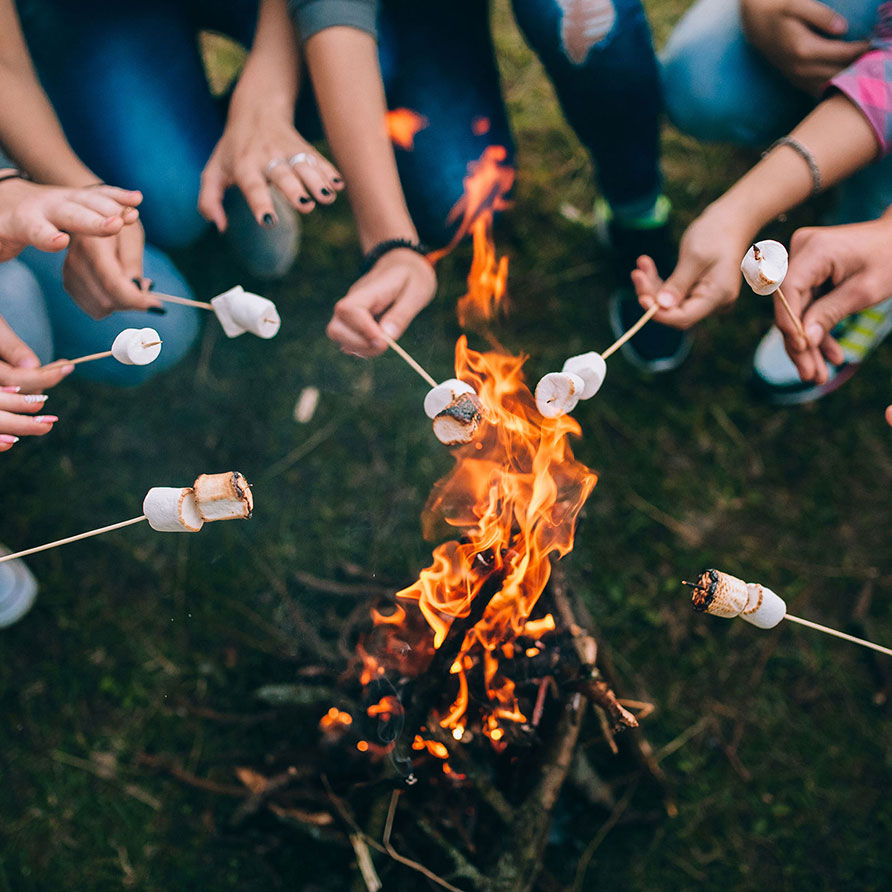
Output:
[305, 26, 435, 355]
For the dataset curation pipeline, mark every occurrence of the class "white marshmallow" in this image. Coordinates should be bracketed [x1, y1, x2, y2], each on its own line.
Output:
[192, 472, 253, 522]
[111, 328, 162, 366]
[211, 286, 281, 339]
[740, 240, 788, 296]
[561, 352, 607, 400]
[535, 372, 584, 418]
[143, 487, 204, 532]
[423, 379, 476, 420]
[740, 583, 787, 630]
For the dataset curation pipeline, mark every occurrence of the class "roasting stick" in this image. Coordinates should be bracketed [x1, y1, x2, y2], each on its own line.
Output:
[536, 303, 661, 418]
[600, 303, 660, 360]
[685, 570, 892, 658]
[0, 472, 254, 565]
[151, 286, 281, 338]
[380, 332, 438, 388]
[45, 328, 163, 369]
[0, 516, 147, 563]
[741, 241, 807, 342]
[152, 291, 213, 310]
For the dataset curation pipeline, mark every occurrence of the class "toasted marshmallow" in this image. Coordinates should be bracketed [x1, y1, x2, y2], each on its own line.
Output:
[689, 568, 749, 618]
[143, 487, 204, 532]
[433, 392, 483, 445]
[535, 372, 584, 418]
[211, 286, 281, 339]
[741, 240, 788, 296]
[192, 471, 253, 522]
[111, 328, 163, 366]
[562, 352, 607, 400]
[424, 379, 476, 420]
[740, 583, 786, 629]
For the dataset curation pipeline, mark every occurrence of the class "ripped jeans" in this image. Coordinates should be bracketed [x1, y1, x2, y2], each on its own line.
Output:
[376, 0, 664, 242]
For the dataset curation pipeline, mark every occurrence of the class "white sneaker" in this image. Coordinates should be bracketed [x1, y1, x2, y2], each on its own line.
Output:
[0, 547, 38, 628]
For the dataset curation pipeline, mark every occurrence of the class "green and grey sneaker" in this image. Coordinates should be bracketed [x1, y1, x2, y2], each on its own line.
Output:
[752, 297, 892, 405]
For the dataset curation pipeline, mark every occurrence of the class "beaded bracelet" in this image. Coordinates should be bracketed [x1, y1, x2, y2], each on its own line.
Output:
[763, 136, 822, 198]
[360, 238, 430, 276]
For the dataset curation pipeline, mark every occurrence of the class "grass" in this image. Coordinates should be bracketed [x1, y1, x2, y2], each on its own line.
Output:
[2, 1, 892, 889]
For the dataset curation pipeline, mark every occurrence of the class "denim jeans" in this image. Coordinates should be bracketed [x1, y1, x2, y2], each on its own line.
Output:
[377, 0, 664, 242]
[0, 250, 200, 386]
[660, 0, 892, 224]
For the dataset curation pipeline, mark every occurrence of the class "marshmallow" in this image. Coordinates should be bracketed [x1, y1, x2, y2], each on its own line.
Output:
[111, 328, 163, 366]
[535, 372, 584, 418]
[740, 240, 788, 296]
[424, 379, 476, 420]
[740, 583, 786, 630]
[211, 286, 281, 339]
[192, 471, 253, 522]
[562, 352, 607, 400]
[143, 487, 204, 532]
[689, 569, 749, 618]
[432, 392, 483, 446]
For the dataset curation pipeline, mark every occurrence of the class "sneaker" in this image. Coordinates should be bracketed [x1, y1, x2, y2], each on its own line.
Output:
[0, 547, 37, 628]
[597, 198, 691, 373]
[752, 297, 892, 404]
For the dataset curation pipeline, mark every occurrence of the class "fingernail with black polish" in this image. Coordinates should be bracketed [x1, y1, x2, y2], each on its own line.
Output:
[298, 197, 312, 205]
[131, 277, 142, 288]
[321, 188, 332, 197]
[147, 306, 167, 316]
[332, 177, 343, 184]
[263, 213, 275, 227]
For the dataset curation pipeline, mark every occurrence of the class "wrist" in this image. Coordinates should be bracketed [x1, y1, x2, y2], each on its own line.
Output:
[360, 239, 431, 276]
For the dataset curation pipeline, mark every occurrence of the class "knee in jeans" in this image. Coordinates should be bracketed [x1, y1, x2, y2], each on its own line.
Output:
[660, 51, 738, 140]
[137, 177, 208, 250]
[557, 0, 618, 63]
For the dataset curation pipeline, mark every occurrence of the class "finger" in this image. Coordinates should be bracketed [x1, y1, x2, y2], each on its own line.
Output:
[198, 162, 230, 232]
[0, 315, 42, 370]
[75, 189, 138, 219]
[236, 165, 277, 226]
[0, 361, 74, 392]
[0, 409, 57, 437]
[23, 215, 71, 253]
[631, 256, 663, 307]
[795, 31, 870, 65]
[819, 331, 845, 366]
[318, 157, 345, 191]
[885, 405, 892, 428]
[291, 160, 336, 205]
[325, 315, 382, 357]
[0, 391, 49, 414]
[652, 293, 718, 329]
[773, 289, 809, 354]
[52, 201, 124, 238]
[655, 251, 704, 311]
[377, 281, 436, 341]
[267, 164, 314, 213]
[92, 186, 143, 208]
[117, 224, 145, 283]
[801, 279, 870, 349]
[791, 0, 849, 35]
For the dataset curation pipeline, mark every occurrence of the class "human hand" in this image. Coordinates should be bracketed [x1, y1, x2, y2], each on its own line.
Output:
[631, 205, 754, 328]
[0, 177, 141, 262]
[63, 220, 162, 319]
[741, 0, 869, 96]
[326, 249, 437, 357]
[0, 314, 72, 409]
[199, 101, 343, 231]
[775, 219, 892, 384]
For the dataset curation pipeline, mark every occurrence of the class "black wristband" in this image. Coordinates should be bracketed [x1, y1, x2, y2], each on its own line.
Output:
[0, 170, 30, 186]
[360, 238, 430, 276]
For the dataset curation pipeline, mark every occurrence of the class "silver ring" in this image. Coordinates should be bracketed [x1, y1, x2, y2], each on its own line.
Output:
[289, 152, 316, 167]
[265, 157, 287, 178]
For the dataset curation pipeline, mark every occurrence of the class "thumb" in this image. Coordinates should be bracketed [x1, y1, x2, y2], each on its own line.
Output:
[0, 315, 40, 368]
[792, 0, 848, 34]
[656, 251, 703, 310]
[800, 279, 868, 347]
[198, 163, 229, 232]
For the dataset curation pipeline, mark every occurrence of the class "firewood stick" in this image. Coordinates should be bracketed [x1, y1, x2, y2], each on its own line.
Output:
[600, 303, 659, 360]
[784, 613, 892, 657]
[774, 286, 808, 342]
[151, 291, 214, 310]
[380, 333, 439, 388]
[0, 515, 147, 563]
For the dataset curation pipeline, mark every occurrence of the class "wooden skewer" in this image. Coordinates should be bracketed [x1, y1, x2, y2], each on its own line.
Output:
[774, 286, 808, 343]
[784, 613, 892, 658]
[0, 515, 148, 564]
[49, 341, 163, 368]
[601, 303, 660, 360]
[380, 333, 439, 388]
[152, 291, 213, 310]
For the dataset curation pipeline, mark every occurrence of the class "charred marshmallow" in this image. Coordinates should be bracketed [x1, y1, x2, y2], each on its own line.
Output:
[143, 487, 204, 532]
[740, 240, 788, 296]
[111, 328, 162, 366]
[424, 378, 476, 420]
[561, 351, 607, 400]
[211, 286, 281, 339]
[535, 371, 584, 419]
[433, 392, 483, 446]
[688, 568, 786, 630]
[192, 471, 253, 522]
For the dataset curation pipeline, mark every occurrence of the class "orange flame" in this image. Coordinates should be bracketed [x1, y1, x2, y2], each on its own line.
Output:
[386, 108, 429, 150]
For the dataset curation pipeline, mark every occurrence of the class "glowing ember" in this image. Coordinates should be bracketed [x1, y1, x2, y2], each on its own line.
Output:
[386, 108, 429, 150]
